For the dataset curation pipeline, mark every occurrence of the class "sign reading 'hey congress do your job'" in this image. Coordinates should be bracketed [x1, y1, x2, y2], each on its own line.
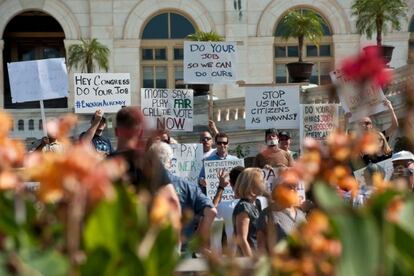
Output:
[141, 88, 193, 131]
[184, 41, 237, 84]
[245, 85, 300, 129]
[74, 73, 131, 113]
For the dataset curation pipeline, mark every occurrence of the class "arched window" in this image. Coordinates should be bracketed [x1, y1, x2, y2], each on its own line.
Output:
[18, 120, 24, 131]
[141, 12, 196, 89]
[28, 119, 34, 130]
[409, 16, 414, 62]
[274, 9, 333, 85]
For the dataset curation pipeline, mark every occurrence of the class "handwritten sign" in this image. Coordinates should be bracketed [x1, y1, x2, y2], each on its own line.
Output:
[205, 159, 245, 201]
[141, 88, 193, 131]
[169, 143, 203, 184]
[262, 167, 278, 192]
[7, 58, 68, 103]
[353, 158, 394, 186]
[300, 104, 339, 143]
[330, 70, 386, 122]
[184, 41, 237, 84]
[245, 85, 300, 129]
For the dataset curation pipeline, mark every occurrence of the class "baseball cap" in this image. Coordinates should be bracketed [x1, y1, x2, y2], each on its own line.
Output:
[391, 151, 414, 162]
[278, 131, 291, 139]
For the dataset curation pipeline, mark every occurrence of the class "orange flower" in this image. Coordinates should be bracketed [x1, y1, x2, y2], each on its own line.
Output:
[0, 112, 13, 138]
[327, 130, 352, 161]
[272, 184, 300, 208]
[0, 171, 20, 190]
[338, 176, 359, 197]
[150, 193, 181, 230]
[386, 198, 404, 222]
[302, 210, 329, 237]
[358, 131, 378, 155]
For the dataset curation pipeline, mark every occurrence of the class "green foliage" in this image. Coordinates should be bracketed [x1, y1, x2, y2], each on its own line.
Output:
[67, 38, 110, 73]
[278, 9, 325, 62]
[187, 31, 224, 42]
[352, 0, 407, 45]
[229, 144, 250, 158]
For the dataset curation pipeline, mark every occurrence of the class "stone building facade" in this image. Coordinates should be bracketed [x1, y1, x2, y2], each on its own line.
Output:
[0, 0, 413, 153]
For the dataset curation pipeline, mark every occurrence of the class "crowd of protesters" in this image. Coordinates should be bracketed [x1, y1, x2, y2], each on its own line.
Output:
[28, 101, 414, 258]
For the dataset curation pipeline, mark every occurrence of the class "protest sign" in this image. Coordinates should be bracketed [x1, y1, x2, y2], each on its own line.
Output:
[74, 73, 131, 113]
[205, 159, 245, 201]
[354, 158, 394, 186]
[245, 85, 300, 129]
[7, 58, 68, 103]
[300, 104, 339, 143]
[141, 88, 193, 131]
[330, 70, 386, 122]
[169, 144, 203, 184]
[184, 41, 237, 84]
[262, 167, 278, 192]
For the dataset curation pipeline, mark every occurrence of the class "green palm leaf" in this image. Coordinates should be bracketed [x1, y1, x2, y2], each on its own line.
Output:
[68, 38, 110, 73]
[186, 31, 224, 42]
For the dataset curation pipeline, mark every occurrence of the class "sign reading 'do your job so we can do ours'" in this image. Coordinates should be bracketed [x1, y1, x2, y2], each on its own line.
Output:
[141, 88, 193, 131]
[74, 73, 131, 113]
[184, 41, 237, 84]
[300, 104, 339, 142]
[245, 85, 300, 129]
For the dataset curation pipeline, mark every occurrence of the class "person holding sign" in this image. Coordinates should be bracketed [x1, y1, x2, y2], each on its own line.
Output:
[232, 168, 265, 256]
[254, 128, 294, 168]
[148, 141, 217, 254]
[198, 133, 238, 193]
[79, 109, 113, 155]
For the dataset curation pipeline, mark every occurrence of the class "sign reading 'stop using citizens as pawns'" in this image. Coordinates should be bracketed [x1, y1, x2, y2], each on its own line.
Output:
[184, 41, 237, 84]
[245, 85, 300, 129]
[74, 73, 131, 113]
[7, 58, 68, 103]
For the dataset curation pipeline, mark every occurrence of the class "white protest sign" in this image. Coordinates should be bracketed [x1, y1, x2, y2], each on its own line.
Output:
[330, 70, 386, 122]
[205, 159, 245, 201]
[184, 41, 237, 84]
[353, 158, 394, 186]
[141, 88, 193, 131]
[169, 143, 203, 184]
[262, 168, 278, 192]
[7, 58, 68, 103]
[74, 73, 130, 113]
[245, 85, 300, 129]
[300, 104, 339, 143]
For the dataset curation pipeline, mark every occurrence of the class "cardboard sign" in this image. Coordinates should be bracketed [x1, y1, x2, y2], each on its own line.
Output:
[330, 70, 386, 122]
[353, 158, 394, 186]
[7, 58, 68, 103]
[141, 88, 193, 131]
[184, 41, 237, 84]
[74, 73, 131, 113]
[169, 143, 203, 184]
[262, 167, 278, 192]
[245, 85, 300, 129]
[300, 104, 339, 142]
[205, 159, 245, 201]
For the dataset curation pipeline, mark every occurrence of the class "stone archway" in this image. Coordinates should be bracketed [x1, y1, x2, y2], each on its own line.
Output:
[256, 0, 351, 37]
[123, 0, 216, 39]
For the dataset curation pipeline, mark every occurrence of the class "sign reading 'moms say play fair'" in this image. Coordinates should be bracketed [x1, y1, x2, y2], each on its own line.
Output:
[74, 73, 131, 113]
[184, 41, 237, 84]
[245, 85, 300, 129]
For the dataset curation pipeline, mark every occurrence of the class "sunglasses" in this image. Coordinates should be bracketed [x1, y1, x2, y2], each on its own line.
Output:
[201, 137, 212, 142]
[216, 141, 228, 146]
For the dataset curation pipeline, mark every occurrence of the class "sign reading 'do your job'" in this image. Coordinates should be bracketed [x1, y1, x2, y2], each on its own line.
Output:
[300, 104, 339, 142]
[169, 143, 203, 184]
[7, 58, 68, 103]
[184, 41, 237, 84]
[74, 73, 131, 113]
[141, 88, 193, 131]
[205, 159, 245, 201]
[245, 85, 300, 129]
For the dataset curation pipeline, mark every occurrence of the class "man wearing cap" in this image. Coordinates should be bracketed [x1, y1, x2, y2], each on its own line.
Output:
[391, 151, 414, 186]
[254, 128, 294, 168]
[79, 109, 113, 155]
[278, 131, 299, 160]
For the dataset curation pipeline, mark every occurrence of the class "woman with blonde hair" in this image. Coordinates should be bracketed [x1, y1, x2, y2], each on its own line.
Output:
[362, 130, 393, 165]
[232, 168, 265, 256]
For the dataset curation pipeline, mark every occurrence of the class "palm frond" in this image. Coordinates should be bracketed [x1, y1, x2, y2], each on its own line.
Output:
[187, 31, 224, 42]
[67, 38, 110, 73]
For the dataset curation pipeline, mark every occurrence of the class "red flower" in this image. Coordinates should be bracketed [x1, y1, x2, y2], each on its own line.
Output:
[340, 45, 392, 87]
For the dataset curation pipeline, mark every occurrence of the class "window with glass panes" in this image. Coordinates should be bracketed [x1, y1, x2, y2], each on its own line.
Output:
[273, 9, 333, 85]
[141, 12, 195, 89]
[409, 17, 414, 63]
